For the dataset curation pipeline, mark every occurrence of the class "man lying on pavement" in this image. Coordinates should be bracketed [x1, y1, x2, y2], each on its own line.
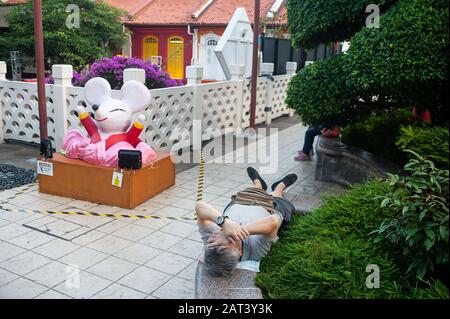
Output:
[195, 167, 298, 276]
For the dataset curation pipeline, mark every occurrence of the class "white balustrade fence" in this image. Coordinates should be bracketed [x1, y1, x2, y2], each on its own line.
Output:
[0, 62, 297, 152]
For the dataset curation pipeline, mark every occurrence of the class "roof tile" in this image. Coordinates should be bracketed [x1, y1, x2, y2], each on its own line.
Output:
[104, 0, 286, 26]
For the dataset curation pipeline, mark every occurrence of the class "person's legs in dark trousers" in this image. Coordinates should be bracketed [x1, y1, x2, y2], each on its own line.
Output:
[302, 127, 322, 154]
[295, 126, 324, 161]
[270, 182, 295, 229]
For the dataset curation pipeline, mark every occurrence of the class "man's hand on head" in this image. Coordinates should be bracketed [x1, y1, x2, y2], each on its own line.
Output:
[222, 219, 249, 242]
[207, 231, 229, 249]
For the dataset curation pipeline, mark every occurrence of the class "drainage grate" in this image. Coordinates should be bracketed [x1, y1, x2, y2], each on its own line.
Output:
[21, 214, 112, 241]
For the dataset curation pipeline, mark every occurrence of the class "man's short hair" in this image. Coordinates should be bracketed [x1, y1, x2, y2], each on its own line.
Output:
[204, 245, 240, 277]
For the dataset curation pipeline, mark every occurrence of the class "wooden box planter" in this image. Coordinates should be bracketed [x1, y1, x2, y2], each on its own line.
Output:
[38, 152, 175, 209]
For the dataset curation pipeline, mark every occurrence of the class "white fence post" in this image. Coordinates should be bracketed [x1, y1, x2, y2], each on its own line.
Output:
[230, 64, 245, 131]
[52, 64, 73, 150]
[286, 62, 297, 117]
[123, 68, 146, 84]
[0, 61, 6, 81]
[261, 63, 274, 125]
[186, 66, 203, 86]
[186, 66, 204, 152]
[0, 61, 6, 143]
[261, 63, 274, 77]
[286, 62, 297, 75]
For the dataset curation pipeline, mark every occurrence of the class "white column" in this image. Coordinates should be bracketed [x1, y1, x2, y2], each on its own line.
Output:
[229, 64, 245, 131]
[286, 62, 298, 117]
[122, 26, 132, 57]
[286, 62, 298, 75]
[0, 61, 6, 143]
[123, 68, 146, 84]
[187, 66, 204, 153]
[260, 63, 274, 76]
[230, 64, 244, 81]
[260, 63, 274, 125]
[52, 64, 73, 150]
[192, 28, 199, 65]
[0, 61, 7, 81]
[186, 65, 203, 85]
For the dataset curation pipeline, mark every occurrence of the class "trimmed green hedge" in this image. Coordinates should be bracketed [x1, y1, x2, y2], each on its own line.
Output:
[286, 55, 357, 126]
[346, 0, 449, 109]
[287, 0, 396, 49]
[286, 0, 449, 127]
[341, 109, 415, 164]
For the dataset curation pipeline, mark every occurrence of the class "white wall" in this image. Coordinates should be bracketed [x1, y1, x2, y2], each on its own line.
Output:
[0, 62, 297, 151]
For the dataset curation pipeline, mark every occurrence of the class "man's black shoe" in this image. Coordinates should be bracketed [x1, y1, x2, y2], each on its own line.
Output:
[271, 174, 298, 191]
[247, 167, 268, 190]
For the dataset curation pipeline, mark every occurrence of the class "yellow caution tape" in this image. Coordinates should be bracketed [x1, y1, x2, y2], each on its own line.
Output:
[0, 151, 206, 221]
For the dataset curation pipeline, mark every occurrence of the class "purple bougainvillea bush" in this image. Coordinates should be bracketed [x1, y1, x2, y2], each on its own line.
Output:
[46, 56, 182, 89]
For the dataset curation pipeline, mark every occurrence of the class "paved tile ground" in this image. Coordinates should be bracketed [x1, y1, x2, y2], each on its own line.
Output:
[0, 123, 344, 299]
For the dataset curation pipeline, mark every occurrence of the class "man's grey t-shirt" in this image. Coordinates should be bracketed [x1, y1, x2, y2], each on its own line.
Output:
[198, 204, 283, 261]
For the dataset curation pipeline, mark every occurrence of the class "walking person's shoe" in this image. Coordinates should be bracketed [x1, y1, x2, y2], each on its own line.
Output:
[294, 151, 311, 161]
[247, 167, 268, 190]
[271, 174, 298, 191]
[297, 149, 314, 156]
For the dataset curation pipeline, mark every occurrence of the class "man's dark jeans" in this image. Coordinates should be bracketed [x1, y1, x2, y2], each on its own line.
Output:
[302, 126, 324, 154]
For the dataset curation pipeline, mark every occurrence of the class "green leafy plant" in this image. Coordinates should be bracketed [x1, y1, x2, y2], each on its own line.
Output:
[373, 151, 449, 279]
[396, 126, 449, 168]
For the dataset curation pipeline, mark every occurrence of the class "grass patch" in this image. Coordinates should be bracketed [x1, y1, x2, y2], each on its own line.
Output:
[256, 180, 448, 299]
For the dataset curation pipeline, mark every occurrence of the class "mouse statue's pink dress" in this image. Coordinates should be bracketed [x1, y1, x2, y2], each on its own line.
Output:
[62, 111, 157, 167]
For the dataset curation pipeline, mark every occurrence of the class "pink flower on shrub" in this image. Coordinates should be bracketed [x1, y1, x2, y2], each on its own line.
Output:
[45, 56, 182, 89]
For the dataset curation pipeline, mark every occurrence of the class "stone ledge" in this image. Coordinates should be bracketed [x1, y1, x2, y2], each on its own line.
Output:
[315, 136, 401, 186]
[195, 261, 263, 299]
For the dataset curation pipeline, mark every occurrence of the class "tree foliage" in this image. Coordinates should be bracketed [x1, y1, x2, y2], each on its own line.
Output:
[287, 0, 397, 49]
[286, 55, 357, 126]
[346, 0, 449, 109]
[286, 0, 449, 127]
[0, 0, 127, 70]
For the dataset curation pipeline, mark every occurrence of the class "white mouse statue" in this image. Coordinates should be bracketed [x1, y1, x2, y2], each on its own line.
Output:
[62, 77, 157, 167]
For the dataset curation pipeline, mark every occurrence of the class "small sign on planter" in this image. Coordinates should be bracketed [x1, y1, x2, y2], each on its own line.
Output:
[112, 171, 123, 188]
[37, 160, 54, 176]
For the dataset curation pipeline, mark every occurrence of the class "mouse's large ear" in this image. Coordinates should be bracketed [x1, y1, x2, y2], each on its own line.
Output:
[84, 77, 111, 106]
[121, 80, 151, 113]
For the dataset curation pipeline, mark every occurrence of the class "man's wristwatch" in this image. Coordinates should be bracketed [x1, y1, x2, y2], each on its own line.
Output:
[216, 215, 229, 227]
